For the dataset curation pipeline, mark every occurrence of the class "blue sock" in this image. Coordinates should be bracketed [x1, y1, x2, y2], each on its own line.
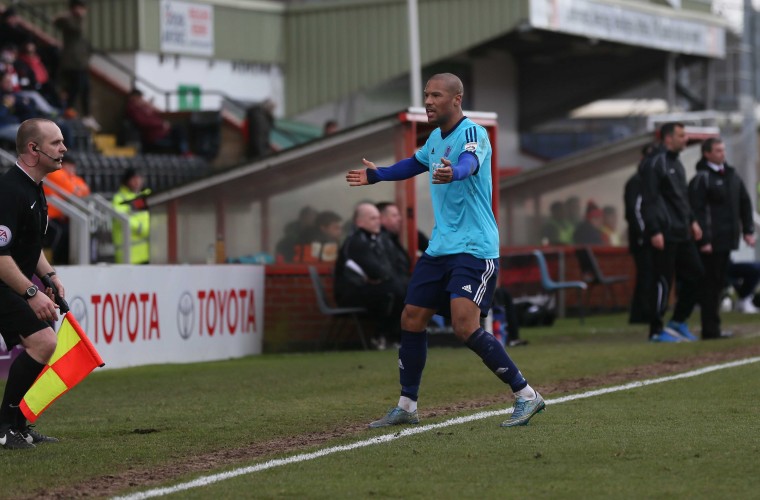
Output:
[399, 329, 427, 401]
[465, 327, 527, 392]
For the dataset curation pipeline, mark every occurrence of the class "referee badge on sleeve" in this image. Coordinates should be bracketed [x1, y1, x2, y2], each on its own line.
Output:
[464, 142, 477, 152]
[0, 226, 11, 247]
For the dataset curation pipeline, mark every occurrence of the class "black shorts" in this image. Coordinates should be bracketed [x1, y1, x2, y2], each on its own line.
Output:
[0, 288, 51, 349]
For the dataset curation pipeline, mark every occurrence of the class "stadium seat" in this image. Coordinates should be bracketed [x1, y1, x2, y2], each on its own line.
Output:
[307, 266, 369, 350]
[533, 250, 587, 324]
[574, 247, 628, 311]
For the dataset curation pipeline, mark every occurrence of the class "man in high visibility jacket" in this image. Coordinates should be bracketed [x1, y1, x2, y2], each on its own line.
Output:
[112, 167, 150, 264]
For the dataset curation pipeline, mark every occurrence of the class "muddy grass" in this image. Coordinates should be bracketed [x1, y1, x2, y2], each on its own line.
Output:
[27, 342, 760, 499]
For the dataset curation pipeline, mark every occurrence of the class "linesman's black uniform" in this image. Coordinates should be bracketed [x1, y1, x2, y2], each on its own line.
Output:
[0, 165, 51, 345]
[0, 165, 53, 438]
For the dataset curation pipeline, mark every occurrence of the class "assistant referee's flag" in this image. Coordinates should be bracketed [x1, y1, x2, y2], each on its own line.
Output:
[20, 312, 105, 423]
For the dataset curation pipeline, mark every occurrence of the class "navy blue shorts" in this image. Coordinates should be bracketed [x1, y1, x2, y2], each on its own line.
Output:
[405, 253, 499, 318]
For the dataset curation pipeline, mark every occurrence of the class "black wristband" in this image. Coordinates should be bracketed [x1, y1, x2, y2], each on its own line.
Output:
[45, 271, 56, 278]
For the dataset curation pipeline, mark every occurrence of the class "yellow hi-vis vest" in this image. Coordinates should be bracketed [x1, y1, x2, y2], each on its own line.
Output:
[112, 185, 150, 264]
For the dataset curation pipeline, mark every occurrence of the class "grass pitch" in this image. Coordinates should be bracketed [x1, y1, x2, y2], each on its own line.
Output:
[1, 312, 759, 499]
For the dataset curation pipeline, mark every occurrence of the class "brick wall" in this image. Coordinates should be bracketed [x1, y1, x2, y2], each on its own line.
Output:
[262, 247, 636, 353]
[263, 264, 372, 352]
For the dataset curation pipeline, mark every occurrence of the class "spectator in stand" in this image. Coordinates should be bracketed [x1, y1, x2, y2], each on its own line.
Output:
[1, 72, 22, 143]
[323, 119, 339, 136]
[125, 88, 190, 156]
[540, 200, 573, 245]
[601, 205, 621, 246]
[112, 168, 151, 264]
[573, 200, 605, 245]
[54, 0, 99, 130]
[334, 203, 406, 350]
[1, 70, 72, 147]
[0, 45, 20, 90]
[0, 8, 31, 51]
[276, 206, 317, 263]
[565, 196, 581, 229]
[310, 210, 343, 262]
[376, 201, 412, 283]
[43, 155, 90, 264]
[17, 41, 61, 109]
[2, 45, 60, 117]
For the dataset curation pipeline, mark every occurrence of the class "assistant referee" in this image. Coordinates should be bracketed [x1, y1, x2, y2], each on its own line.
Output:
[0, 118, 67, 450]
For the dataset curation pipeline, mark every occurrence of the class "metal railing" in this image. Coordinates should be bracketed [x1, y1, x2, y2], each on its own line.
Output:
[44, 183, 130, 265]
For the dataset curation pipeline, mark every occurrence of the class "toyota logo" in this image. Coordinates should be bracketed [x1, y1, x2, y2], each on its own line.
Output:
[69, 296, 88, 332]
[177, 292, 195, 340]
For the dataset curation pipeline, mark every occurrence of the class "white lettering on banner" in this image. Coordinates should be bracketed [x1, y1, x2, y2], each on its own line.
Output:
[197, 289, 256, 336]
[91, 293, 161, 344]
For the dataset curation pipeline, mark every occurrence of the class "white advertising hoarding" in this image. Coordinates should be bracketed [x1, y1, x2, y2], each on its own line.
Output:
[530, 0, 725, 58]
[53, 265, 264, 369]
[160, 0, 214, 56]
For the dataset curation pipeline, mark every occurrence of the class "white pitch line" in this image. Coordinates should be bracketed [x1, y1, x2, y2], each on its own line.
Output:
[113, 356, 760, 500]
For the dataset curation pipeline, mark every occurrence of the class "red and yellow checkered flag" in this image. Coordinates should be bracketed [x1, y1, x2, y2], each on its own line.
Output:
[20, 312, 105, 423]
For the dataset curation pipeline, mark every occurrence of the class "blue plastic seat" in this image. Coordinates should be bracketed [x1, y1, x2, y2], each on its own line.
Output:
[532, 250, 587, 324]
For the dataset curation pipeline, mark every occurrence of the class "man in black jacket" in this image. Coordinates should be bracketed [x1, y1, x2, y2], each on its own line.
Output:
[334, 203, 406, 349]
[638, 122, 704, 342]
[688, 138, 755, 339]
[624, 143, 659, 324]
[376, 201, 411, 285]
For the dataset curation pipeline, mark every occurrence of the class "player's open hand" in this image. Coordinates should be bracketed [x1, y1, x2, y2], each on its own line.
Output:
[432, 157, 453, 184]
[346, 158, 376, 186]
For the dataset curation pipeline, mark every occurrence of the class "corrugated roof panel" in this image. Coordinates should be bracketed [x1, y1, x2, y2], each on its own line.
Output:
[285, 0, 529, 115]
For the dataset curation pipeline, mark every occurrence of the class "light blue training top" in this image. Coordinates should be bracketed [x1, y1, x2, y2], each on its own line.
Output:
[414, 117, 499, 259]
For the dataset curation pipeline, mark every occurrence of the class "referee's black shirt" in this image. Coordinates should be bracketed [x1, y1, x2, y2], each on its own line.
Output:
[0, 165, 48, 285]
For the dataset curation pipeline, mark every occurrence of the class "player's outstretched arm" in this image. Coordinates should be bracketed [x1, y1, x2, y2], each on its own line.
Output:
[347, 157, 428, 187]
[346, 158, 377, 187]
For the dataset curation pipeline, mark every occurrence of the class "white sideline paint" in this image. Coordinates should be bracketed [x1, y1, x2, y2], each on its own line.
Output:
[113, 356, 760, 500]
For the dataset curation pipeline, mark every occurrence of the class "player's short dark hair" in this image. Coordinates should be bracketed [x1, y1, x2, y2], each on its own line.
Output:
[701, 137, 723, 154]
[659, 122, 684, 140]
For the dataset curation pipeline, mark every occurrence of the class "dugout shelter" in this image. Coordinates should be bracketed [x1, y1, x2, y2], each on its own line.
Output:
[147, 108, 499, 266]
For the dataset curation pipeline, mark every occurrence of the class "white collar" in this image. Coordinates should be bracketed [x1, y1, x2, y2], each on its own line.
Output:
[706, 161, 724, 172]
